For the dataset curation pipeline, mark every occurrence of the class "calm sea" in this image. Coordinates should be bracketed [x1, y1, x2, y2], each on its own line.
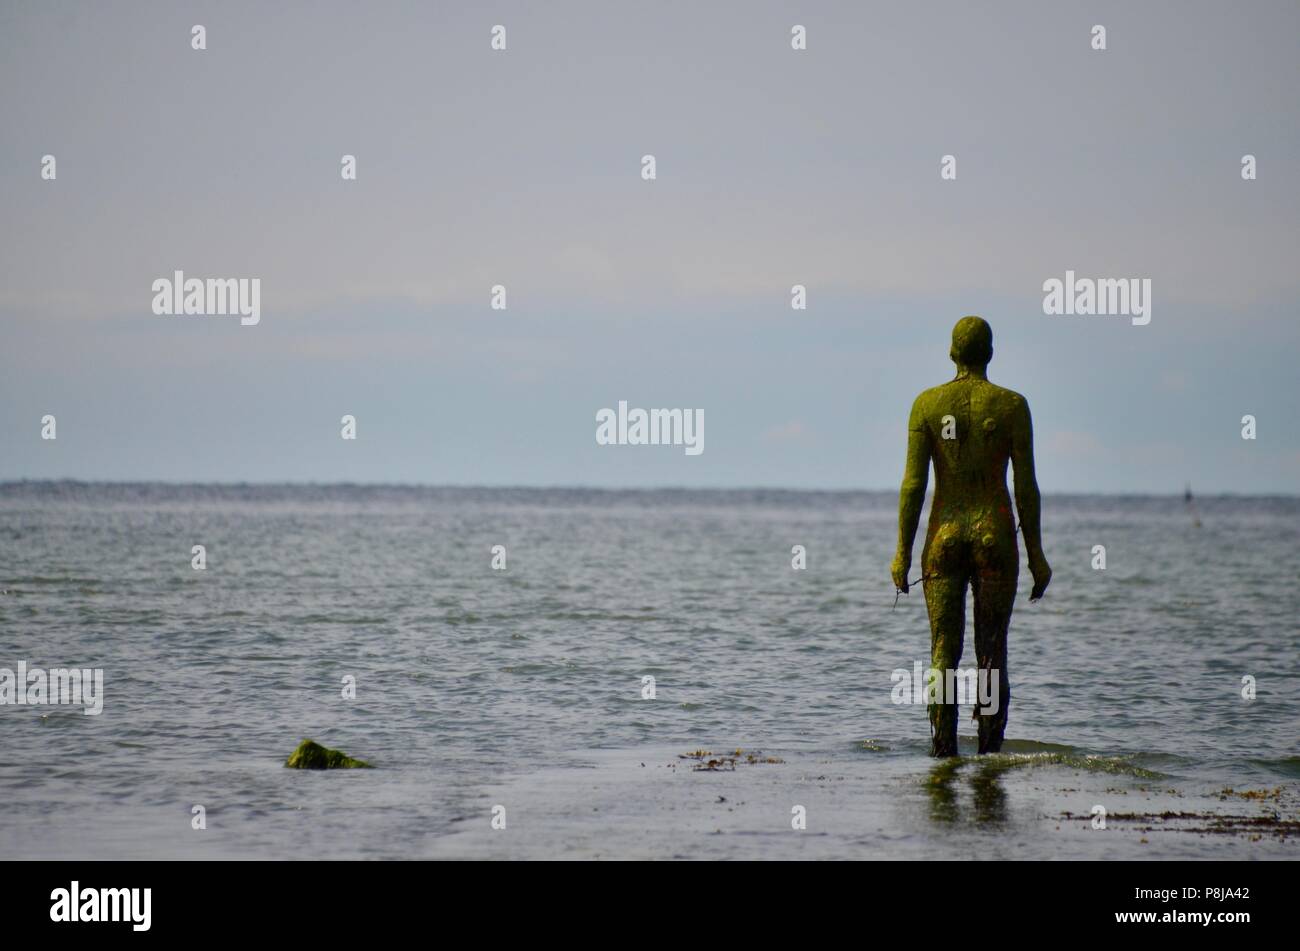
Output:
[1, 483, 1296, 859]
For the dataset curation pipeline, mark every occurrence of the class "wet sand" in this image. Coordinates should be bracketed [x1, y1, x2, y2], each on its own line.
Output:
[423, 742, 1299, 860]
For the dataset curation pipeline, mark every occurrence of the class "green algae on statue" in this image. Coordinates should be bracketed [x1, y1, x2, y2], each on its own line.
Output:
[891, 316, 1051, 758]
[285, 739, 372, 769]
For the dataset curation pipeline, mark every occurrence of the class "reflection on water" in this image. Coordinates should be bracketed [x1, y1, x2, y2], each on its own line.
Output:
[926, 758, 962, 823]
[926, 757, 1010, 826]
[970, 760, 1012, 824]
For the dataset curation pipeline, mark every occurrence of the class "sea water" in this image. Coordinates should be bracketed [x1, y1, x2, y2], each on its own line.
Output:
[1, 483, 1295, 859]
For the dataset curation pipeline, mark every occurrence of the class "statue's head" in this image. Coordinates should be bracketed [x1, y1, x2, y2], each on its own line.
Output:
[950, 315, 992, 368]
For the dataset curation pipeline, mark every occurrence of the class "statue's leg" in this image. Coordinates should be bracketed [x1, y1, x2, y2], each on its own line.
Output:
[972, 541, 1017, 753]
[922, 551, 967, 758]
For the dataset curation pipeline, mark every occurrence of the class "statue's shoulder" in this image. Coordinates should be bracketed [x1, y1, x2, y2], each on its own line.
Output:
[907, 385, 950, 431]
[914, 382, 951, 405]
[987, 383, 1030, 417]
[910, 384, 950, 417]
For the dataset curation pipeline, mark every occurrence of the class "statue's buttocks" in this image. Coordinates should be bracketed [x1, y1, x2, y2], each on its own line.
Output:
[891, 317, 1051, 757]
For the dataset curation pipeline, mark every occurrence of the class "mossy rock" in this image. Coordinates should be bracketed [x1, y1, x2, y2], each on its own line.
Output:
[285, 739, 372, 769]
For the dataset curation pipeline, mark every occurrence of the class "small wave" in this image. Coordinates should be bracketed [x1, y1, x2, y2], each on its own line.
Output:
[1250, 755, 1300, 779]
[500, 664, 556, 675]
[997, 739, 1076, 754]
[542, 612, 661, 622]
[976, 751, 1165, 778]
[289, 614, 389, 625]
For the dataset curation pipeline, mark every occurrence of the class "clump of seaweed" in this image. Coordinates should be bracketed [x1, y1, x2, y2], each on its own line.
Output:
[679, 748, 784, 771]
[1058, 809, 1297, 840]
[1218, 787, 1284, 802]
[285, 739, 372, 770]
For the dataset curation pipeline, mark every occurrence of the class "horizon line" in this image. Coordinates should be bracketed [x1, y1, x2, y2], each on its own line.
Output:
[0, 478, 1293, 500]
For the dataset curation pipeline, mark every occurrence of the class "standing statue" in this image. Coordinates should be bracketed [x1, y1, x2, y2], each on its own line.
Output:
[891, 317, 1051, 757]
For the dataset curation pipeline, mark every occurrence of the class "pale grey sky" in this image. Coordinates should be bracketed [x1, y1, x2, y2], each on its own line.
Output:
[2, 1, 1297, 492]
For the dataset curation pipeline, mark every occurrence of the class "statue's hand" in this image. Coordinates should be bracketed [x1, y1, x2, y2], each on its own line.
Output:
[1029, 553, 1052, 601]
[890, 553, 911, 594]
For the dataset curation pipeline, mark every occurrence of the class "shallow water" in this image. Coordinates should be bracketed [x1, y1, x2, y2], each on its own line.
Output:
[0, 483, 1296, 859]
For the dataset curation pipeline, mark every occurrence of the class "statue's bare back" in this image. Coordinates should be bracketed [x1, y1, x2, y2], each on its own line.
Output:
[891, 317, 1051, 757]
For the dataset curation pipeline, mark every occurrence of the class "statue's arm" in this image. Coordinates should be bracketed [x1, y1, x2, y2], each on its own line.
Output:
[1011, 397, 1051, 600]
[891, 397, 930, 592]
